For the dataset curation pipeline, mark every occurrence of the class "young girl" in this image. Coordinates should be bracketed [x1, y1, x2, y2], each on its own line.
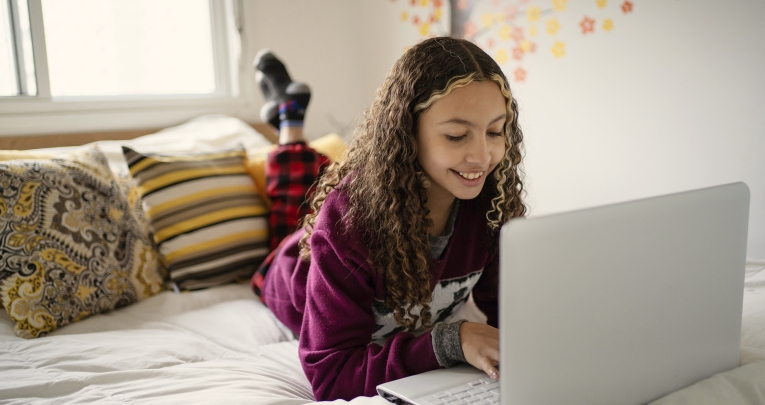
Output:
[252, 37, 526, 401]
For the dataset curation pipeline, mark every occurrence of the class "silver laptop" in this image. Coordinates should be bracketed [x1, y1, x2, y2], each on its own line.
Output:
[377, 182, 749, 405]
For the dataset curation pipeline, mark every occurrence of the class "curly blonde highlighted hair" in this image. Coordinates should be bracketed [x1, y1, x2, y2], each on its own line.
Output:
[299, 37, 526, 330]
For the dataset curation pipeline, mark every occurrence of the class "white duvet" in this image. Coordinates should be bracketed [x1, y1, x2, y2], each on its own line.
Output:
[0, 259, 763, 404]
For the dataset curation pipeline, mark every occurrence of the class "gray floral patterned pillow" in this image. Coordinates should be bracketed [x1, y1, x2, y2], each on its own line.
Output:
[0, 147, 164, 338]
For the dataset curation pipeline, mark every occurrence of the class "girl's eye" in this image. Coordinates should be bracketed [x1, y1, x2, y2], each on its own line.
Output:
[488, 131, 503, 138]
[446, 135, 467, 142]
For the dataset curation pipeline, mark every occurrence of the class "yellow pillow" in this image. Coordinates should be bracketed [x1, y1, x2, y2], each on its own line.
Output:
[245, 133, 347, 207]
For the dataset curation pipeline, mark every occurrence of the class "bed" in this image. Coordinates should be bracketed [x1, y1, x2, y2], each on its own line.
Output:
[1, 116, 764, 404]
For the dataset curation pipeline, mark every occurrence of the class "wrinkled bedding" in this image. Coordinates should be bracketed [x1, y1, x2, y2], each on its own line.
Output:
[0, 259, 763, 404]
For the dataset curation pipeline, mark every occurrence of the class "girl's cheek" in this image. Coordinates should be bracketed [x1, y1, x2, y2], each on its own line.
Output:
[491, 148, 505, 167]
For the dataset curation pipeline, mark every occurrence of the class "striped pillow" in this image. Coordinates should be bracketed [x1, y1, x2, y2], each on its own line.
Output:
[122, 146, 269, 290]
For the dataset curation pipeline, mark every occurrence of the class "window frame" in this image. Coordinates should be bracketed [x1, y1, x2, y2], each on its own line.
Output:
[0, 0, 255, 137]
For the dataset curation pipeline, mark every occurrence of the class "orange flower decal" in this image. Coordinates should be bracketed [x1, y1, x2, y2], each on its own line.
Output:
[580, 16, 595, 34]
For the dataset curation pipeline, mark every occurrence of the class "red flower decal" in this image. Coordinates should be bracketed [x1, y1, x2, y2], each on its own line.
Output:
[464, 20, 478, 38]
[580, 16, 595, 34]
[504, 5, 518, 20]
[512, 27, 524, 42]
[514, 67, 526, 82]
[622, 1, 633, 13]
[513, 47, 524, 61]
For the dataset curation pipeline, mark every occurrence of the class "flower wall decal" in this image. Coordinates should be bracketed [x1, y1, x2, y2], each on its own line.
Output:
[389, 0, 636, 83]
[580, 16, 595, 34]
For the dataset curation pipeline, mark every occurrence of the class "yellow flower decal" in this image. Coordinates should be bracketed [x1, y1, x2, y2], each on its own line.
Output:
[527, 5, 541, 22]
[419, 22, 430, 36]
[481, 12, 494, 28]
[551, 41, 566, 58]
[495, 49, 509, 64]
[597, 0, 608, 8]
[546, 18, 561, 35]
[553, 0, 567, 11]
[529, 25, 538, 37]
[401, 11, 409, 21]
[499, 24, 512, 41]
[603, 19, 614, 31]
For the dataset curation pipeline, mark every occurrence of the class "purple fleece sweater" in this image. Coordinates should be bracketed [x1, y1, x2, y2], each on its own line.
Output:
[262, 185, 499, 401]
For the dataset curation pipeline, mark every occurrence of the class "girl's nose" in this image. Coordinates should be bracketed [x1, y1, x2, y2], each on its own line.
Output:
[466, 136, 492, 166]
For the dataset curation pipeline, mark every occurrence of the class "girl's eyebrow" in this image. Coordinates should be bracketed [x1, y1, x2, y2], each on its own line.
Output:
[438, 113, 507, 128]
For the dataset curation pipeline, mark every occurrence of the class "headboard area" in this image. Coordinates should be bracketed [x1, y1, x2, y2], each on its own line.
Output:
[0, 122, 277, 150]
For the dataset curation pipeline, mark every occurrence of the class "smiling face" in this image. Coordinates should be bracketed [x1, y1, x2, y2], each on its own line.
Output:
[416, 80, 508, 206]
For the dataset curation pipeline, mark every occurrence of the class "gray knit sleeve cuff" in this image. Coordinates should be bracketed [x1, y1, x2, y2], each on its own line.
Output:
[431, 320, 468, 368]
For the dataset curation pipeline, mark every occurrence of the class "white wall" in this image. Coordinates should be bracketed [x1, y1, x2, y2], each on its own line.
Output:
[243, 0, 765, 258]
[240, 0, 443, 138]
[241, 0, 369, 140]
[512, 0, 765, 259]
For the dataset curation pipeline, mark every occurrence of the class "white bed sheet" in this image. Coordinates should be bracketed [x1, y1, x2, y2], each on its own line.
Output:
[1, 260, 764, 404]
[0, 284, 305, 404]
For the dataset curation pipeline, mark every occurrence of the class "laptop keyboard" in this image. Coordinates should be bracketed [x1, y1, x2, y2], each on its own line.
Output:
[415, 377, 499, 405]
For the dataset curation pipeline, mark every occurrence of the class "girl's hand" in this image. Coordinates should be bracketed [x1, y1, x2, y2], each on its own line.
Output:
[459, 322, 500, 380]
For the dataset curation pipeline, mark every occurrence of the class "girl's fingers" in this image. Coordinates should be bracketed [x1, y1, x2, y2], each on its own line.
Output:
[484, 362, 500, 381]
[461, 322, 502, 380]
[478, 347, 501, 380]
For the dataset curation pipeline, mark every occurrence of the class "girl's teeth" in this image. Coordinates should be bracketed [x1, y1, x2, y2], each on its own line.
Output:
[458, 172, 483, 180]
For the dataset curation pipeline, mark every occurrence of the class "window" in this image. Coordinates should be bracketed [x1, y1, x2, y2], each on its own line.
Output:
[1, 0, 35, 96]
[43, 0, 217, 97]
[0, 0, 249, 136]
